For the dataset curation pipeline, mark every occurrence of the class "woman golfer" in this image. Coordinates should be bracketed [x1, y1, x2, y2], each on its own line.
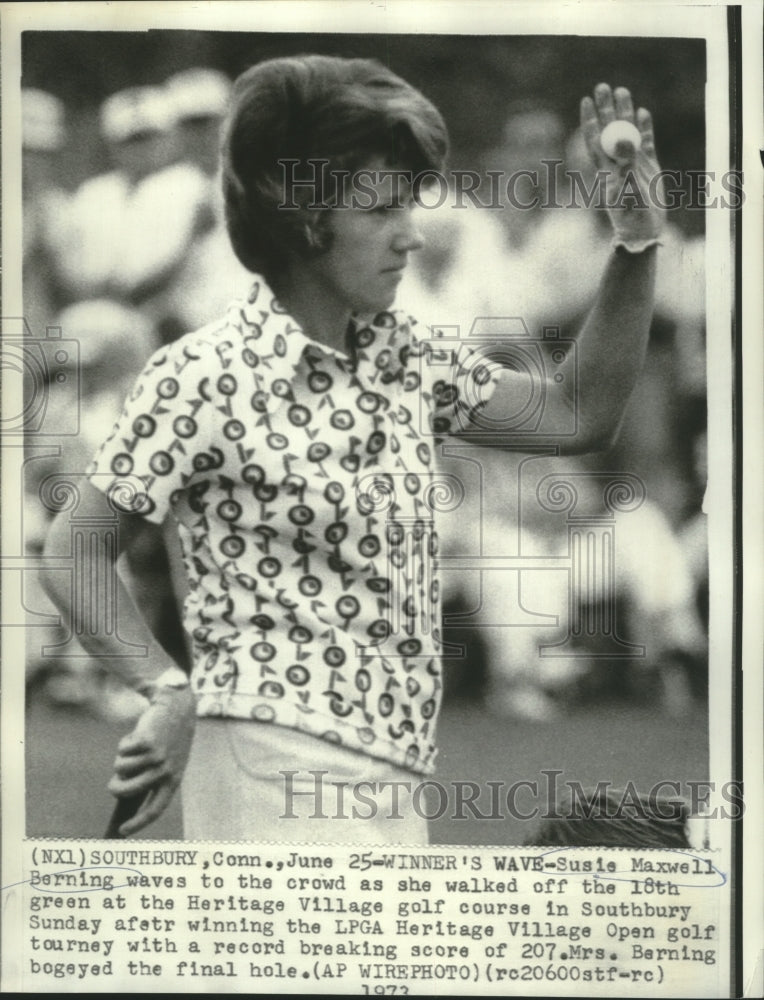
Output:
[43, 55, 664, 842]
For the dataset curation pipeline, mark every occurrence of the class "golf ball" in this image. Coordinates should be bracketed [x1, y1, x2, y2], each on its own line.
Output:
[600, 119, 642, 161]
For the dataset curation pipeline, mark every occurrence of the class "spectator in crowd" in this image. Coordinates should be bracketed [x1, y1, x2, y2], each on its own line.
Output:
[45, 83, 224, 671]
[25, 300, 156, 718]
[399, 104, 612, 341]
[613, 225, 707, 525]
[473, 104, 612, 336]
[677, 425, 709, 699]
[55, 85, 211, 324]
[439, 450, 705, 720]
[166, 67, 232, 176]
[157, 67, 252, 337]
[22, 88, 72, 334]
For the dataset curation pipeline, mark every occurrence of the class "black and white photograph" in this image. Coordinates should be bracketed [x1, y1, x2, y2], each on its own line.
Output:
[1, 1, 760, 995]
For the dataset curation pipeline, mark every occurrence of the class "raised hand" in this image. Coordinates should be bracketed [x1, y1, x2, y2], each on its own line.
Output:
[580, 83, 665, 252]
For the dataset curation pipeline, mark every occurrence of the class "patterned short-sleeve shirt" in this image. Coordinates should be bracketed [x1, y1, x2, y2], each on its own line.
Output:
[89, 277, 499, 774]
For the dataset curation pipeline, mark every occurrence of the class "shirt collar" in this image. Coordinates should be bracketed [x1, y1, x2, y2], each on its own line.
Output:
[232, 276, 420, 400]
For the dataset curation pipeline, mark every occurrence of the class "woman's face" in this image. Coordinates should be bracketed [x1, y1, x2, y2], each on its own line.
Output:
[308, 157, 426, 316]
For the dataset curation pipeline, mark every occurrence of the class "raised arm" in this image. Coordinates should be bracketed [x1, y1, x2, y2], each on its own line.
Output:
[452, 84, 664, 455]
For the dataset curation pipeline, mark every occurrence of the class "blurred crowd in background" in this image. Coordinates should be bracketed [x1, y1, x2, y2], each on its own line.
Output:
[21, 32, 709, 725]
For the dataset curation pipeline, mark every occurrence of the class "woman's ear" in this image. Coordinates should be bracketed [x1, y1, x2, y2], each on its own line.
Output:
[303, 211, 332, 253]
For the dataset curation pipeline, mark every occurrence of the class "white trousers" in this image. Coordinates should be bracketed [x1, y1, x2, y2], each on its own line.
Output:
[181, 718, 430, 845]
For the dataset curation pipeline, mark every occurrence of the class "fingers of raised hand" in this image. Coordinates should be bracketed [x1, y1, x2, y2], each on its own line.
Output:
[636, 107, 656, 159]
[581, 84, 630, 162]
[612, 86, 635, 123]
[594, 82, 617, 125]
[582, 84, 657, 170]
[580, 96, 604, 162]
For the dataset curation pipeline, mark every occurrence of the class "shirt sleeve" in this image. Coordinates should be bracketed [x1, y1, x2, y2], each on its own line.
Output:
[409, 319, 503, 438]
[87, 335, 217, 524]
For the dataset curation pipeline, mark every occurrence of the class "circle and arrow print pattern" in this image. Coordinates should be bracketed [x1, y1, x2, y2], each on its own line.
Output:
[89, 279, 499, 774]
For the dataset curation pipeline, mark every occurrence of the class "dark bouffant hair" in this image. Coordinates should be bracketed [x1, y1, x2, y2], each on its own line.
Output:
[525, 786, 692, 849]
[221, 54, 449, 285]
